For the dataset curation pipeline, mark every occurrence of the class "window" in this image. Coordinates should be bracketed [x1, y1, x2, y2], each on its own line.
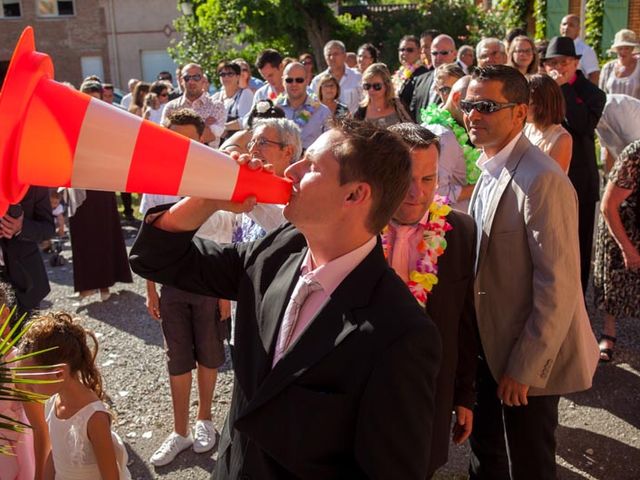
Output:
[1, 0, 21, 18]
[36, 0, 74, 17]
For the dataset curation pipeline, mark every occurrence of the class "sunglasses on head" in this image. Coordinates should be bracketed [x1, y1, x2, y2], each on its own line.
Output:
[459, 100, 517, 115]
[285, 77, 306, 84]
[363, 82, 383, 91]
[398, 47, 416, 53]
[431, 50, 453, 56]
[182, 74, 202, 82]
[219, 71, 236, 77]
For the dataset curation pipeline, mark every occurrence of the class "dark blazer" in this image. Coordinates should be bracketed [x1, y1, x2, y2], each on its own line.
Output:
[409, 70, 442, 123]
[424, 210, 478, 476]
[1, 187, 54, 310]
[398, 65, 430, 121]
[130, 212, 442, 480]
[561, 70, 606, 204]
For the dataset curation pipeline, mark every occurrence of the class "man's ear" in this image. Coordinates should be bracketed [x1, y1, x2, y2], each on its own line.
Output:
[451, 90, 461, 105]
[345, 183, 371, 205]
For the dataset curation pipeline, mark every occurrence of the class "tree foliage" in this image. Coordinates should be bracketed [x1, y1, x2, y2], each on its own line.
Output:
[169, 0, 510, 81]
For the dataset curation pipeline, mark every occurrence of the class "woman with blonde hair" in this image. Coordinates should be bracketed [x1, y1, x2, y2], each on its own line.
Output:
[353, 63, 412, 127]
[508, 35, 539, 75]
[524, 74, 573, 172]
[128, 81, 150, 117]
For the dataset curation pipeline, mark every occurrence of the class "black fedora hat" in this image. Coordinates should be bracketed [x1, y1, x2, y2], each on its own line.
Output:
[543, 36, 582, 60]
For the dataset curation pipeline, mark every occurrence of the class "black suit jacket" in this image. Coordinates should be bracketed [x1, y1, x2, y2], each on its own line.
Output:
[1, 187, 54, 310]
[130, 213, 442, 480]
[562, 70, 606, 204]
[424, 210, 478, 475]
[409, 70, 442, 123]
[398, 65, 430, 121]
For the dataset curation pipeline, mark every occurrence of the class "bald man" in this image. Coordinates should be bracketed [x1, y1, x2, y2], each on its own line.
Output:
[277, 62, 331, 149]
[560, 14, 600, 84]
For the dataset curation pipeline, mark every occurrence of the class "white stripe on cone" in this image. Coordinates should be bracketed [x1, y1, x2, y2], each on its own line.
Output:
[178, 140, 239, 200]
[71, 99, 141, 191]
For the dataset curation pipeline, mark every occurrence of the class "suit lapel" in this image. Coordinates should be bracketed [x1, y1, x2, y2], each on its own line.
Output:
[242, 241, 387, 417]
[477, 135, 531, 270]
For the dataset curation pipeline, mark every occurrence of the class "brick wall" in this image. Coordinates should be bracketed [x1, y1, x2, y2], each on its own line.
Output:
[0, 0, 110, 87]
[629, 0, 640, 35]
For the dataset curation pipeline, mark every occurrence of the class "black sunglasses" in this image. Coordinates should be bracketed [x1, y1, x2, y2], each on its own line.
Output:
[437, 86, 452, 96]
[219, 71, 236, 77]
[431, 50, 453, 57]
[285, 77, 306, 84]
[182, 74, 202, 82]
[459, 100, 517, 115]
[363, 82, 383, 91]
[398, 47, 416, 53]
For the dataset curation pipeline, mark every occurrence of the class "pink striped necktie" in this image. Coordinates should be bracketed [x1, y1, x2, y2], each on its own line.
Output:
[273, 277, 323, 366]
[391, 225, 415, 283]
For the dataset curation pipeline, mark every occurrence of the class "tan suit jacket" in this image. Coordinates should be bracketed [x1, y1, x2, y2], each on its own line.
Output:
[470, 134, 599, 396]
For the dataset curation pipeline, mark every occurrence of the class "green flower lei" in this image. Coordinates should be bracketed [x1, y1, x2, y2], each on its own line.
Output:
[420, 104, 481, 184]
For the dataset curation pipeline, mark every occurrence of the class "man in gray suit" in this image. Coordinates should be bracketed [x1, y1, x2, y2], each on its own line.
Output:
[464, 65, 599, 480]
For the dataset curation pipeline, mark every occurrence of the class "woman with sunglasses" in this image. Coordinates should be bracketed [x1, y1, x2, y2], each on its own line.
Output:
[354, 63, 412, 127]
[434, 63, 465, 105]
[212, 61, 254, 142]
[232, 58, 264, 93]
[299, 53, 315, 84]
[316, 73, 349, 120]
[524, 74, 573, 173]
[143, 80, 171, 124]
[507, 36, 539, 76]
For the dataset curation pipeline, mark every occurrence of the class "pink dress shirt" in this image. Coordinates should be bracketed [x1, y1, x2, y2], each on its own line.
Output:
[272, 236, 377, 367]
[386, 210, 431, 278]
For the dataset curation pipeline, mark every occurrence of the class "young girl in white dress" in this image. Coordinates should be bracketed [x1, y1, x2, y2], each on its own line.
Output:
[18, 312, 131, 480]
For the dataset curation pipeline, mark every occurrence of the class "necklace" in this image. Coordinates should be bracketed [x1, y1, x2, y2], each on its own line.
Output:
[381, 196, 453, 307]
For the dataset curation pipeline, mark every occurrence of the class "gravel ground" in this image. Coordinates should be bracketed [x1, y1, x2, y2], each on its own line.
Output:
[37, 227, 640, 480]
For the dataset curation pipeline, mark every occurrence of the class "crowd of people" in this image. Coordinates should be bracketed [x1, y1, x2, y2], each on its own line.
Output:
[1, 12, 640, 480]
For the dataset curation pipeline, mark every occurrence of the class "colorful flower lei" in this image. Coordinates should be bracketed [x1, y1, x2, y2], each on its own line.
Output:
[392, 60, 424, 94]
[381, 196, 453, 307]
[420, 103, 482, 185]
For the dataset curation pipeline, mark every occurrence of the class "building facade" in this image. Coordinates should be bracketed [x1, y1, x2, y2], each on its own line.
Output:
[0, 0, 179, 90]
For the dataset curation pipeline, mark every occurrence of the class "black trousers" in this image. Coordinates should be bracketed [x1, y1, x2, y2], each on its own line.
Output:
[577, 199, 596, 294]
[120, 192, 133, 217]
[469, 359, 560, 480]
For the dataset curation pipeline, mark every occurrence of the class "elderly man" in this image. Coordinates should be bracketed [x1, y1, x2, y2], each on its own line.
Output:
[130, 120, 442, 479]
[476, 38, 508, 68]
[560, 14, 600, 84]
[310, 40, 362, 113]
[464, 65, 598, 480]
[457, 45, 475, 74]
[276, 62, 331, 149]
[410, 34, 458, 119]
[162, 63, 225, 148]
[395, 35, 431, 117]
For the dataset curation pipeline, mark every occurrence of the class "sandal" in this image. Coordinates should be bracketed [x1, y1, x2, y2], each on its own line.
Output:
[599, 334, 617, 363]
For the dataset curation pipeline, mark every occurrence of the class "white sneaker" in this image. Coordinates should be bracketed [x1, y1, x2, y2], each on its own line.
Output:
[149, 432, 193, 466]
[193, 419, 218, 453]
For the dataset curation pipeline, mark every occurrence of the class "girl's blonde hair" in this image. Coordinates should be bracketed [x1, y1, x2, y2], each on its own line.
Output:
[19, 312, 104, 400]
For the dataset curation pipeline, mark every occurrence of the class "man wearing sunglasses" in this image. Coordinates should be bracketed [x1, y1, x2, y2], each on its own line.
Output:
[465, 65, 598, 480]
[395, 35, 430, 118]
[162, 63, 226, 148]
[410, 34, 457, 120]
[276, 62, 331, 149]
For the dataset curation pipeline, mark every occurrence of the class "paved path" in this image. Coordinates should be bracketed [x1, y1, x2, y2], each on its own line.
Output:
[39, 235, 640, 479]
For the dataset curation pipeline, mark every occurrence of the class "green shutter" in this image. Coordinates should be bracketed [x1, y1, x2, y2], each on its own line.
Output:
[546, 0, 569, 38]
[602, 0, 629, 53]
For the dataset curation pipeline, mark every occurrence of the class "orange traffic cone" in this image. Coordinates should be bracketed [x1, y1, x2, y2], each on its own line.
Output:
[0, 27, 291, 216]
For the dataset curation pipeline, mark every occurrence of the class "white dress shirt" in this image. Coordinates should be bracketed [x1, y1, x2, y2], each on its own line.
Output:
[574, 38, 600, 76]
